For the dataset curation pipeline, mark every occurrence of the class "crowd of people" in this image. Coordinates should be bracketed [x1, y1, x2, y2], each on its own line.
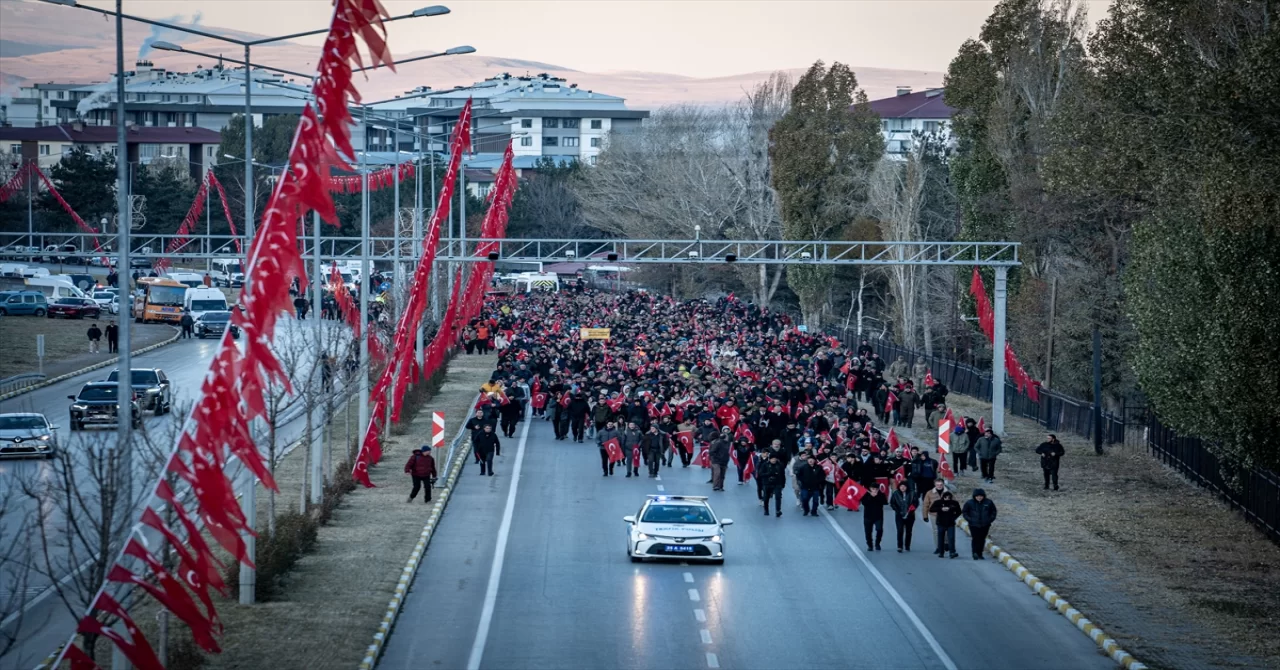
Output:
[442, 289, 1025, 560]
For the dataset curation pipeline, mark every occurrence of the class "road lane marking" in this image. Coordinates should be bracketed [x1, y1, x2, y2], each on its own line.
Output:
[688, 588, 700, 602]
[822, 513, 958, 670]
[700, 629, 712, 644]
[694, 608, 706, 622]
[657, 484, 665, 492]
[706, 652, 720, 668]
[655, 475, 662, 481]
[683, 572, 694, 583]
[466, 415, 532, 670]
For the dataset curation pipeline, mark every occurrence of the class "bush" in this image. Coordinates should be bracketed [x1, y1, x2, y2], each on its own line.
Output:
[223, 509, 319, 600]
[317, 458, 357, 525]
[167, 626, 207, 670]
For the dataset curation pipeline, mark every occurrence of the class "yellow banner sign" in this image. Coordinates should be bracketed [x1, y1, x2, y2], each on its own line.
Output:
[580, 328, 612, 340]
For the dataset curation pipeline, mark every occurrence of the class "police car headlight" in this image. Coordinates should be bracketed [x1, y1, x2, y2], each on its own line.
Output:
[708, 535, 722, 543]
[36, 434, 52, 441]
[636, 533, 650, 541]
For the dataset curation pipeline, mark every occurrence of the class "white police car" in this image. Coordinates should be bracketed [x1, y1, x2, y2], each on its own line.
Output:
[623, 495, 732, 564]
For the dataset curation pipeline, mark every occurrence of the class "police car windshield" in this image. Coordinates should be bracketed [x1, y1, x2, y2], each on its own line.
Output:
[641, 504, 715, 524]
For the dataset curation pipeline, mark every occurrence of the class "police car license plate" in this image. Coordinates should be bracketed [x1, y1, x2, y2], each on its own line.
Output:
[664, 545, 695, 553]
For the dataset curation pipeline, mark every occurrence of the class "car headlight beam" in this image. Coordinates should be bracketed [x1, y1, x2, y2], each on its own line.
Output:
[709, 535, 722, 543]
[636, 533, 650, 541]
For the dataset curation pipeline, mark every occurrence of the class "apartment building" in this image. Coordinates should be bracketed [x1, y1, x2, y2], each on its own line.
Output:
[0, 122, 221, 175]
[866, 87, 955, 158]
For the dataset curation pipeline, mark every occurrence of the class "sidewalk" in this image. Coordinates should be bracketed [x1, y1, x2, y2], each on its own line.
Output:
[882, 394, 1280, 669]
[199, 352, 497, 670]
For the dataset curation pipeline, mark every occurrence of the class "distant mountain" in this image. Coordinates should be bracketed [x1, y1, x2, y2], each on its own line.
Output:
[0, 0, 943, 109]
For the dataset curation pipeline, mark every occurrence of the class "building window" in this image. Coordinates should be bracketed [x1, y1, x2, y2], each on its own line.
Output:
[520, 119, 532, 128]
[590, 137, 602, 148]
[9, 144, 19, 154]
[562, 118, 579, 129]
[542, 136, 559, 147]
[590, 120, 602, 130]
[57, 91, 66, 100]
[207, 146, 216, 157]
[520, 136, 532, 147]
[543, 118, 559, 129]
[588, 155, 597, 166]
[180, 95, 190, 103]
[561, 137, 579, 147]
[39, 145, 50, 156]
[162, 94, 172, 102]
[140, 144, 159, 159]
[923, 120, 941, 133]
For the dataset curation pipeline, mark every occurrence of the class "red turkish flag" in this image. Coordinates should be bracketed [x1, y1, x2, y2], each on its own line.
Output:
[876, 477, 891, 497]
[559, 393, 572, 408]
[735, 423, 755, 443]
[631, 446, 641, 469]
[603, 437, 624, 463]
[696, 445, 711, 468]
[140, 508, 224, 631]
[78, 592, 164, 670]
[939, 454, 956, 481]
[835, 479, 866, 511]
[532, 392, 548, 409]
[607, 396, 624, 412]
[743, 453, 757, 481]
[352, 451, 375, 488]
[153, 481, 230, 582]
[886, 392, 898, 413]
[715, 405, 739, 430]
[978, 417, 986, 433]
[675, 431, 695, 455]
[925, 370, 935, 388]
[887, 428, 901, 453]
[118, 539, 220, 652]
[820, 459, 837, 483]
[63, 644, 99, 670]
[893, 466, 907, 489]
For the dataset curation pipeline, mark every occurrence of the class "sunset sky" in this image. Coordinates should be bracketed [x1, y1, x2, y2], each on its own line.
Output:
[62, 0, 1112, 77]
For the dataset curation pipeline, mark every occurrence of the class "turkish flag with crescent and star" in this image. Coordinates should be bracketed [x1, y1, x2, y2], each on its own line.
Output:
[835, 479, 867, 511]
[603, 437, 624, 463]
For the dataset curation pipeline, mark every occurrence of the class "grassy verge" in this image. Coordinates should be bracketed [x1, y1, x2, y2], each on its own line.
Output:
[904, 393, 1280, 669]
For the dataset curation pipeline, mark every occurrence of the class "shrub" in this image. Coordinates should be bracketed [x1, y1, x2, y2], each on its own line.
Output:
[222, 509, 319, 600]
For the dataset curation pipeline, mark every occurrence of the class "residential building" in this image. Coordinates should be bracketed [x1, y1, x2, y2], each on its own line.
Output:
[403, 72, 649, 166]
[0, 123, 221, 175]
[866, 87, 955, 158]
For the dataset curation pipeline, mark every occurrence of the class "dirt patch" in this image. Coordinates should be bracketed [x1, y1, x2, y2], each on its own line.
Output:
[0, 317, 174, 380]
[888, 393, 1280, 669]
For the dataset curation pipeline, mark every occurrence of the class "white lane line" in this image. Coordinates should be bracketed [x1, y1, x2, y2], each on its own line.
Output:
[706, 652, 720, 668]
[655, 475, 662, 481]
[466, 416, 533, 670]
[687, 588, 701, 602]
[683, 572, 694, 583]
[700, 629, 712, 644]
[657, 484, 665, 492]
[823, 513, 958, 670]
[694, 608, 706, 622]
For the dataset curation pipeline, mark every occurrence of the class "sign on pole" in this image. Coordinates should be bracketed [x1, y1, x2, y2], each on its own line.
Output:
[36, 334, 45, 375]
[579, 328, 611, 340]
[432, 412, 445, 451]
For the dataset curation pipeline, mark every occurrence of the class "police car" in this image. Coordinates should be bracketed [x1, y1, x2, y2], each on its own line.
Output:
[623, 495, 732, 564]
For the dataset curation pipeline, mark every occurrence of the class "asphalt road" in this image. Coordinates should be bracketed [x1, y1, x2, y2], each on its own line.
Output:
[0, 316, 345, 668]
[379, 417, 1114, 670]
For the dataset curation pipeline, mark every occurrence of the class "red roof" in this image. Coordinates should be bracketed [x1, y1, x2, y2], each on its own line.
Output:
[0, 124, 221, 143]
[865, 89, 955, 119]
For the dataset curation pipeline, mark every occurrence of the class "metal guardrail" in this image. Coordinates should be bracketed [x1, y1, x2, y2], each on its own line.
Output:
[0, 373, 47, 396]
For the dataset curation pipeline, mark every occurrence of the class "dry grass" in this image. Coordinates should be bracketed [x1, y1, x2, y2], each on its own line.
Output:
[897, 393, 1280, 670]
[0, 317, 174, 379]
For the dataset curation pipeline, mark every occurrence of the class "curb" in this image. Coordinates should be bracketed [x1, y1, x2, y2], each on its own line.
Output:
[956, 518, 1147, 670]
[0, 327, 181, 402]
[359, 437, 471, 670]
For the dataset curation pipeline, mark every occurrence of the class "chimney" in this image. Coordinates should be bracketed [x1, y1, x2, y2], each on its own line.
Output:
[72, 120, 84, 132]
[896, 86, 912, 97]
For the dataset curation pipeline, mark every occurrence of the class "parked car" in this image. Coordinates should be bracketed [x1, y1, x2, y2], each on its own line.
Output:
[105, 368, 171, 414]
[46, 296, 102, 319]
[0, 290, 48, 316]
[67, 382, 141, 430]
[91, 290, 120, 314]
[57, 273, 97, 292]
[0, 413, 58, 459]
[193, 310, 240, 339]
[20, 266, 50, 279]
[0, 263, 28, 278]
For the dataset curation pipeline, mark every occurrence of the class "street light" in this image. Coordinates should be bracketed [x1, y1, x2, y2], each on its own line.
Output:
[355, 45, 477, 73]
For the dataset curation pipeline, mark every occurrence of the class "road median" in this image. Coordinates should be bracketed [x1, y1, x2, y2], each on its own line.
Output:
[0, 324, 180, 402]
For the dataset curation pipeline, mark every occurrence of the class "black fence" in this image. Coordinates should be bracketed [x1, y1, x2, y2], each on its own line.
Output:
[832, 329, 1279, 543]
[1147, 419, 1280, 544]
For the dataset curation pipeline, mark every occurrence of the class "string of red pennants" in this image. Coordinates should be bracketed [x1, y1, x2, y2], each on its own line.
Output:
[969, 268, 1040, 402]
[327, 160, 415, 194]
[53, 1, 406, 667]
[155, 170, 244, 272]
[0, 161, 110, 263]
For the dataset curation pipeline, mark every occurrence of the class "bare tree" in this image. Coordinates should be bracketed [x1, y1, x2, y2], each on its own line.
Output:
[868, 156, 929, 350]
[0, 483, 36, 660]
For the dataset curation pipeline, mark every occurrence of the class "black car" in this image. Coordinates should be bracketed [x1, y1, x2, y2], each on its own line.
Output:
[194, 310, 241, 339]
[68, 382, 142, 430]
[105, 368, 171, 414]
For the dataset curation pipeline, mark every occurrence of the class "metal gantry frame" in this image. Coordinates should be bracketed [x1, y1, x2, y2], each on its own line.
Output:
[0, 232, 1019, 432]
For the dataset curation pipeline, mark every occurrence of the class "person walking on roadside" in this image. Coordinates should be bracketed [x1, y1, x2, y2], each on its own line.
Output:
[975, 428, 1003, 483]
[472, 423, 500, 476]
[759, 453, 786, 517]
[962, 488, 998, 560]
[1036, 434, 1065, 491]
[862, 483, 887, 551]
[908, 447, 938, 500]
[597, 420, 621, 477]
[87, 323, 102, 353]
[642, 425, 666, 477]
[105, 320, 119, 353]
[179, 310, 195, 339]
[709, 428, 731, 491]
[404, 447, 438, 503]
[929, 490, 961, 559]
[621, 420, 644, 478]
[890, 481, 919, 552]
[499, 396, 522, 438]
[798, 454, 826, 517]
[466, 409, 491, 463]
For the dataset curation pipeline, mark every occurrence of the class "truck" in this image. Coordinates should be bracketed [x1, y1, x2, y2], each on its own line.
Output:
[183, 286, 229, 318]
[510, 272, 560, 293]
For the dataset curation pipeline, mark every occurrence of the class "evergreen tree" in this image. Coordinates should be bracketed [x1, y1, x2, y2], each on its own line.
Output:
[38, 148, 116, 233]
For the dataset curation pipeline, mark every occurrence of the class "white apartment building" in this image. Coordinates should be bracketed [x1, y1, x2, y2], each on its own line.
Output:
[867, 87, 955, 158]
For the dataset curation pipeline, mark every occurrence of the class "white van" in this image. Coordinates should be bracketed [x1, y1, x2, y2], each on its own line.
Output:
[0, 263, 27, 278]
[164, 272, 206, 289]
[25, 276, 89, 301]
[184, 287, 228, 318]
[209, 259, 244, 288]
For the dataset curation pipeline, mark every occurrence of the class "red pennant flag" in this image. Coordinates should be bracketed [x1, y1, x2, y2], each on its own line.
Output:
[887, 428, 901, 453]
[78, 592, 164, 670]
[631, 446, 641, 469]
[939, 454, 956, 481]
[978, 417, 986, 434]
[64, 643, 100, 670]
[892, 466, 907, 489]
[118, 539, 220, 652]
[886, 392, 898, 413]
[924, 370, 935, 388]
[531, 392, 548, 409]
[696, 445, 711, 468]
[140, 508, 225, 630]
[153, 481, 231, 580]
[675, 431, 695, 455]
[742, 453, 756, 481]
[603, 437, 624, 464]
[352, 450, 375, 487]
[876, 477, 891, 497]
[835, 479, 866, 511]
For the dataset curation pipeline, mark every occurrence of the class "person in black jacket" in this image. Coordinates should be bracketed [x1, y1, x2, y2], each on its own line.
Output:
[499, 398, 522, 438]
[861, 484, 887, 551]
[962, 488, 998, 560]
[798, 455, 826, 516]
[889, 481, 918, 552]
[709, 429, 731, 490]
[929, 491, 961, 559]
[759, 453, 786, 517]
[472, 423, 500, 476]
[465, 410, 492, 464]
[642, 425, 666, 477]
[568, 393, 590, 442]
[1035, 434, 1065, 490]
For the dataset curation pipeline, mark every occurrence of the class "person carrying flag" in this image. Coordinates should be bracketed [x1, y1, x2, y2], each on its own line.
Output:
[889, 480, 918, 552]
[861, 483, 887, 551]
[596, 420, 621, 477]
[759, 452, 786, 517]
[642, 425, 667, 477]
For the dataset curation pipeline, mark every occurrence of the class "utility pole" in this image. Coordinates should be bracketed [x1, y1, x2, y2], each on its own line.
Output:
[1093, 325, 1104, 455]
[1044, 277, 1057, 388]
[311, 210, 324, 504]
[992, 266, 1008, 435]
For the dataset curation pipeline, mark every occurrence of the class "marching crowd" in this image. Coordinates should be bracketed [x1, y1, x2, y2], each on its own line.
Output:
[449, 289, 1069, 560]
